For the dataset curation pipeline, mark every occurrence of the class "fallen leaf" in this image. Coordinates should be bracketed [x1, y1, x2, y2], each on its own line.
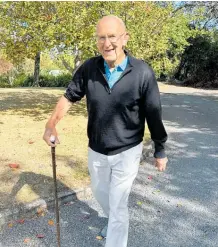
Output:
[36, 234, 45, 238]
[24, 238, 30, 243]
[37, 207, 46, 217]
[48, 219, 54, 226]
[148, 175, 153, 180]
[177, 203, 182, 207]
[28, 140, 34, 144]
[8, 222, 13, 228]
[152, 189, 161, 194]
[8, 163, 19, 169]
[96, 235, 103, 240]
[137, 201, 143, 206]
[17, 219, 25, 224]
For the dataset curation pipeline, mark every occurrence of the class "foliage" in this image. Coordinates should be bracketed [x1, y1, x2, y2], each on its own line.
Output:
[0, 57, 13, 74]
[0, 2, 195, 76]
[18, 58, 35, 75]
[182, 1, 218, 29]
[126, 2, 193, 76]
[13, 73, 27, 87]
[0, 1, 217, 87]
[0, 2, 60, 63]
[0, 75, 11, 88]
[0, 2, 97, 63]
[175, 32, 218, 88]
[0, 72, 72, 88]
[23, 73, 72, 87]
[40, 52, 61, 72]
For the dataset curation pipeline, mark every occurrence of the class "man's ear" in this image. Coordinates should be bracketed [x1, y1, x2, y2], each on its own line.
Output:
[123, 32, 129, 46]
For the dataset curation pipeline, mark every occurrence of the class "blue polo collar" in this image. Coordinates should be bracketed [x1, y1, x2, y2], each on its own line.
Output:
[104, 56, 128, 71]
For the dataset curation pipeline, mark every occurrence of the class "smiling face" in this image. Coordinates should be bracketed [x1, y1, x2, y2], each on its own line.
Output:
[96, 16, 129, 68]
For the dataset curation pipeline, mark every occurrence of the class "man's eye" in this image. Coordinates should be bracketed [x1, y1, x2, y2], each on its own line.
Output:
[108, 35, 116, 38]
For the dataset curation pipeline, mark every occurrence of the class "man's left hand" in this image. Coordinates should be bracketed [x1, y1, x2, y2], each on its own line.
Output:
[154, 157, 168, 171]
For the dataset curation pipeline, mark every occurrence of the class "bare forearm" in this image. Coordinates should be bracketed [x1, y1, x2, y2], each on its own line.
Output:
[46, 96, 72, 128]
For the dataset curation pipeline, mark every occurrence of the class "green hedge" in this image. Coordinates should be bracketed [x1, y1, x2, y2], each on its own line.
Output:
[0, 73, 72, 88]
[0, 75, 11, 88]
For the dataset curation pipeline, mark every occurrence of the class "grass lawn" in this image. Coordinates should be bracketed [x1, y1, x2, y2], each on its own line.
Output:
[0, 87, 150, 211]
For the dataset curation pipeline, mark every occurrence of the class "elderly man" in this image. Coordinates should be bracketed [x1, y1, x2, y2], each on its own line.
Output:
[43, 15, 168, 247]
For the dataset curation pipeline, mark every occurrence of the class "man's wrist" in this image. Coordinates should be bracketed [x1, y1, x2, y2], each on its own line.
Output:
[45, 121, 55, 129]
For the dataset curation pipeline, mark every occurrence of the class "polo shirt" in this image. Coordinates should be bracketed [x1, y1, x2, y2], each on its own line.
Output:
[104, 56, 128, 88]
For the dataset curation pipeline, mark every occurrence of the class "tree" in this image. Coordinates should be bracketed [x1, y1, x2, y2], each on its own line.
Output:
[0, 2, 102, 83]
[0, 57, 13, 74]
[0, 1, 202, 84]
[0, 2, 58, 85]
[171, 2, 218, 88]
[174, 32, 218, 88]
[102, 2, 194, 77]
[183, 1, 218, 29]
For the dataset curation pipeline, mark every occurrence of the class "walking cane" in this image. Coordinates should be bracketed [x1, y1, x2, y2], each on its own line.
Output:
[51, 137, 61, 247]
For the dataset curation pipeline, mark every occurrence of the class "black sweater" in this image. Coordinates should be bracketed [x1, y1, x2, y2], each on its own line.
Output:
[64, 55, 167, 158]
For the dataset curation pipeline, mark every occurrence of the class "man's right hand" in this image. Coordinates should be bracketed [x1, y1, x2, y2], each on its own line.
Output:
[42, 96, 72, 147]
[43, 127, 60, 147]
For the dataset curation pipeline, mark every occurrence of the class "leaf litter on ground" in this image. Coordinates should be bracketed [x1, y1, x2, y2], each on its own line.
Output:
[8, 222, 13, 228]
[17, 219, 25, 224]
[8, 163, 20, 169]
[96, 235, 103, 240]
[24, 238, 31, 243]
[137, 201, 143, 206]
[36, 234, 45, 238]
[48, 219, 54, 226]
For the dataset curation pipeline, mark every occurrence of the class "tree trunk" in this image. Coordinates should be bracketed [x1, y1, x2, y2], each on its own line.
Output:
[33, 52, 40, 87]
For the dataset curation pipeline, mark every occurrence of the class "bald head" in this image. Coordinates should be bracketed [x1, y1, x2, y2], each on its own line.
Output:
[96, 15, 126, 34]
[95, 15, 129, 68]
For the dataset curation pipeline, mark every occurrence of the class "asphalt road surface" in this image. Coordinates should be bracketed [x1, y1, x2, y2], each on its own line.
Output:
[1, 85, 218, 247]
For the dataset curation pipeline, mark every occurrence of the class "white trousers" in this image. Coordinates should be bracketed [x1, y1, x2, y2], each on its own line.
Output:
[88, 142, 143, 247]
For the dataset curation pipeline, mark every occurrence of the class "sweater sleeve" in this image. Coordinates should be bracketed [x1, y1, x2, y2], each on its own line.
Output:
[64, 62, 86, 103]
[142, 66, 167, 158]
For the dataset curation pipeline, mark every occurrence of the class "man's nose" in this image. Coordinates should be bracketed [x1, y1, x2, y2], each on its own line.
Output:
[104, 37, 112, 47]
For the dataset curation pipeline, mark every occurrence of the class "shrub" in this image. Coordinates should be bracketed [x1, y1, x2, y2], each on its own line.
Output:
[23, 75, 34, 87]
[13, 73, 27, 87]
[23, 73, 72, 87]
[174, 34, 218, 88]
[0, 75, 11, 88]
[52, 74, 72, 87]
[0, 73, 72, 88]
